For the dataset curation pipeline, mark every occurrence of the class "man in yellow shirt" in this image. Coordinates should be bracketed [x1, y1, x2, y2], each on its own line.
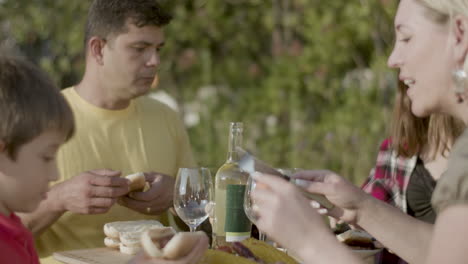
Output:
[17, 1, 196, 263]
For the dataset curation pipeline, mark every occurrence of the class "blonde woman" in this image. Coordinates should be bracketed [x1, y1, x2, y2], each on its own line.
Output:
[251, 0, 468, 263]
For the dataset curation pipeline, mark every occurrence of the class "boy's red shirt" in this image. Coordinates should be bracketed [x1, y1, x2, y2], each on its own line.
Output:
[0, 212, 40, 264]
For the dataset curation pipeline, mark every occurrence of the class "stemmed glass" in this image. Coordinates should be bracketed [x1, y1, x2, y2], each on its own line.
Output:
[243, 175, 267, 241]
[174, 167, 213, 232]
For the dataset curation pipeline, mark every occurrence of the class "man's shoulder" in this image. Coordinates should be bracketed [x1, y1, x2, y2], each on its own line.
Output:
[61, 87, 74, 94]
[136, 96, 179, 116]
[60, 87, 75, 100]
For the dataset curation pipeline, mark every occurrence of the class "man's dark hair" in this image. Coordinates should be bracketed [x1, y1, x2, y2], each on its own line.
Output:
[84, 0, 172, 46]
[0, 55, 75, 160]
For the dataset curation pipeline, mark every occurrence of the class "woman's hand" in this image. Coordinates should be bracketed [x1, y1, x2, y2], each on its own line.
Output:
[251, 173, 333, 257]
[292, 170, 371, 225]
[128, 234, 209, 264]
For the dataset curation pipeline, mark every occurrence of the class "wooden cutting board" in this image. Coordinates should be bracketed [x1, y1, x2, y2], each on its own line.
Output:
[53, 248, 133, 264]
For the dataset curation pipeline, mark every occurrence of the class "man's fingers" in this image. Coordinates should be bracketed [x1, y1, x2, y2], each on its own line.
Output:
[86, 207, 111, 215]
[90, 169, 121, 177]
[128, 188, 158, 201]
[90, 174, 129, 188]
[119, 196, 151, 210]
[90, 197, 116, 208]
[91, 186, 129, 198]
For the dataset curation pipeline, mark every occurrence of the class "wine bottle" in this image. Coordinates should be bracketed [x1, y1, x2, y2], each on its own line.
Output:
[213, 122, 250, 248]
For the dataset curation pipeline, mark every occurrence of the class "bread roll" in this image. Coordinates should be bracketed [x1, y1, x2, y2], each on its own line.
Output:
[126, 172, 146, 192]
[120, 243, 142, 255]
[103, 220, 163, 238]
[120, 231, 144, 247]
[104, 237, 120, 249]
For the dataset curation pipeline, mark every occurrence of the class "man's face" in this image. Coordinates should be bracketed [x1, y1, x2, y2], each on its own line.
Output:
[101, 21, 165, 100]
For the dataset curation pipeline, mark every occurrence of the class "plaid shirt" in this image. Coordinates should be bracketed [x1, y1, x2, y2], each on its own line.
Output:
[361, 139, 417, 264]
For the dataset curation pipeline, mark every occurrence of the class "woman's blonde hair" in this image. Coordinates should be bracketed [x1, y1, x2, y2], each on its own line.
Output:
[391, 80, 465, 158]
[419, 0, 468, 74]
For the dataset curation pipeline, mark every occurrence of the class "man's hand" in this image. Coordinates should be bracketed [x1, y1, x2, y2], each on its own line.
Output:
[52, 169, 129, 214]
[119, 172, 174, 215]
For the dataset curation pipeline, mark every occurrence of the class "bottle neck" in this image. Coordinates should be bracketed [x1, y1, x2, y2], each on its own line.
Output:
[227, 126, 243, 163]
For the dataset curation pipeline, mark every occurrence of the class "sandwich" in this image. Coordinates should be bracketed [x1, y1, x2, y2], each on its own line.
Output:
[141, 228, 206, 259]
[103, 220, 165, 255]
[125, 172, 147, 192]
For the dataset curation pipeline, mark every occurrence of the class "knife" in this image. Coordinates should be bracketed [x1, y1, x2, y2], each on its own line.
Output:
[237, 147, 334, 209]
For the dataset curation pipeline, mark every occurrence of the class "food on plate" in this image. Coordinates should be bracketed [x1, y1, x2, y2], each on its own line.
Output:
[103, 220, 165, 255]
[104, 237, 120, 249]
[125, 172, 146, 192]
[207, 238, 297, 264]
[120, 243, 142, 255]
[151, 74, 159, 90]
[120, 231, 144, 247]
[103, 220, 163, 238]
[336, 230, 375, 250]
[141, 228, 205, 259]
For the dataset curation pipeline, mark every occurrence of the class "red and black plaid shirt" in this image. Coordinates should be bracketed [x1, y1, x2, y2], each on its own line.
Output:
[361, 139, 417, 264]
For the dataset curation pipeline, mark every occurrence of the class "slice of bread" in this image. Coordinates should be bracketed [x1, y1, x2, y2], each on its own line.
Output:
[104, 237, 120, 249]
[126, 172, 146, 192]
[103, 220, 163, 238]
[120, 243, 142, 255]
[120, 231, 145, 247]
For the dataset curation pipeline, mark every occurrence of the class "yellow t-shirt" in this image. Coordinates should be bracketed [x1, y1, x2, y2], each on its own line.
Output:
[37, 88, 196, 263]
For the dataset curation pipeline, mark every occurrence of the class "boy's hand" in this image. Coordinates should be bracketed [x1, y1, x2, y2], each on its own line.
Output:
[52, 169, 129, 214]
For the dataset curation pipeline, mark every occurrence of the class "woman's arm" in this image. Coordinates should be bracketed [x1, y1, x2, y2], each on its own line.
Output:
[425, 204, 468, 264]
[296, 170, 432, 264]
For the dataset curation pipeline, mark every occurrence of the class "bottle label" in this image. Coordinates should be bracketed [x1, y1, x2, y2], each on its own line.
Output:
[225, 184, 251, 242]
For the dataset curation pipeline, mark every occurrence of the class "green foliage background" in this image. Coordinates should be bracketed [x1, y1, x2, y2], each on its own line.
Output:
[0, 0, 397, 185]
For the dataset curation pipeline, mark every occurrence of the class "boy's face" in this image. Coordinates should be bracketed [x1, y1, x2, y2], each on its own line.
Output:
[101, 21, 165, 101]
[0, 130, 65, 215]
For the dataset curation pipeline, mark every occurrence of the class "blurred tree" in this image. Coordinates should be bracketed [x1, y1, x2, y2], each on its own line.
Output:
[0, 0, 397, 185]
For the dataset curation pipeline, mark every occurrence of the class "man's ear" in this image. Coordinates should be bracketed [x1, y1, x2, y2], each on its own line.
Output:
[88, 36, 106, 65]
[452, 15, 468, 66]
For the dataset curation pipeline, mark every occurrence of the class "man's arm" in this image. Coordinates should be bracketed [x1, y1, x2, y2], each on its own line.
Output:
[19, 169, 129, 236]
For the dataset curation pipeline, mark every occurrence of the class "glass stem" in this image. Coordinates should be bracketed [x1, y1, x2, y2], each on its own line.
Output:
[189, 226, 196, 232]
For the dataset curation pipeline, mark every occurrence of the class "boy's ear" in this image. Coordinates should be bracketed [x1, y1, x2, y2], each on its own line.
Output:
[0, 141, 5, 153]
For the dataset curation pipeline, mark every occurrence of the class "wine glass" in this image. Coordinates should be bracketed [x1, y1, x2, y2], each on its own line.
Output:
[243, 175, 267, 241]
[174, 167, 213, 232]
